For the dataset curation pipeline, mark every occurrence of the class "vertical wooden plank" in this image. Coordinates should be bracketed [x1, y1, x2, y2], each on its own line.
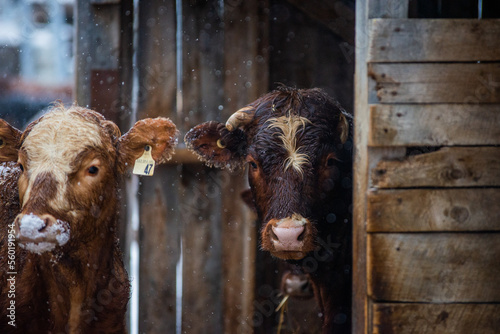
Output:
[137, 0, 177, 120]
[353, 0, 370, 333]
[74, 1, 122, 121]
[355, 1, 410, 333]
[179, 0, 224, 133]
[223, 1, 268, 333]
[138, 171, 180, 333]
[135, 1, 179, 333]
[179, 1, 224, 333]
[268, 0, 354, 112]
[180, 166, 223, 333]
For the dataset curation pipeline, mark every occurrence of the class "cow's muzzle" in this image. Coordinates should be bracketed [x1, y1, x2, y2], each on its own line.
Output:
[264, 213, 315, 260]
[14, 213, 70, 254]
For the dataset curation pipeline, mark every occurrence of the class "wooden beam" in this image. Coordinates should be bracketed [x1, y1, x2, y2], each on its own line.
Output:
[367, 188, 500, 232]
[369, 19, 500, 62]
[285, 0, 354, 44]
[372, 303, 500, 334]
[368, 233, 500, 302]
[372, 147, 500, 188]
[368, 63, 500, 104]
[369, 104, 500, 146]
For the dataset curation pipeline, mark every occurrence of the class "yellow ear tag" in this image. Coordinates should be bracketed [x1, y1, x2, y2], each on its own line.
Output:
[133, 145, 155, 176]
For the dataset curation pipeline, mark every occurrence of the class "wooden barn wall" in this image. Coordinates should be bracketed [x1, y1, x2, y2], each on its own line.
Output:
[355, 0, 500, 333]
[75, 0, 354, 333]
[134, 1, 269, 333]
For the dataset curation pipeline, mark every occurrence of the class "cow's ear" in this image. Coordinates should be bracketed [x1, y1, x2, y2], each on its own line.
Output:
[185, 121, 247, 171]
[0, 119, 22, 162]
[117, 117, 178, 174]
[338, 113, 349, 144]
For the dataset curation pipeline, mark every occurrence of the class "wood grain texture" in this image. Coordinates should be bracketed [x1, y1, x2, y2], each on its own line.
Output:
[372, 147, 500, 188]
[368, 0, 409, 18]
[369, 104, 500, 146]
[353, 0, 371, 332]
[372, 303, 500, 334]
[368, 63, 500, 103]
[223, 1, 268, 332]
[367, 233, 500, 302]
[367, 188, 500, 232]
[180, 165, 223, 334]
[139, 168, 180, 334]
[135, 1, 181, 333]
[286, 0, 355, 44]
[369, 19, 500, 62]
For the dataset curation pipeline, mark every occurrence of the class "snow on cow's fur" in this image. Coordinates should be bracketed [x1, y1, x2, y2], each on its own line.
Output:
[0, 103, 178, 333]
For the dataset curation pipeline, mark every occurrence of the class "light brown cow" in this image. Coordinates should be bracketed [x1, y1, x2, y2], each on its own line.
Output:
[0, 104, 178, 333]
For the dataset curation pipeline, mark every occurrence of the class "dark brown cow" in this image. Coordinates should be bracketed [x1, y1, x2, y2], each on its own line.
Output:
[185, 87, 352, 333]
[0, 104, 178, 333]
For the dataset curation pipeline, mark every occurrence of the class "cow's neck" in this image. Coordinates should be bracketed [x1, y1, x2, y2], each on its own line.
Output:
[36, 216, 118, 333]
[306, 208, 351, 334]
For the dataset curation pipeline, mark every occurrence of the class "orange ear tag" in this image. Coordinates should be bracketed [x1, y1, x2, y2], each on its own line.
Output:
[133, 145, 155, 176]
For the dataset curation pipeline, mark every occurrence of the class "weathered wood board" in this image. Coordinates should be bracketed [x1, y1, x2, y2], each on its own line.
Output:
[371, 147, 500, 188]
[367, 233, 500, 302]
[367, 188, 500, 232]
[139, 169, 180, 334]
[368, 63, 500, 103]
[372, 303, 500, 334]
[369, 104, 500, 146]
[369, 19, 500, 62]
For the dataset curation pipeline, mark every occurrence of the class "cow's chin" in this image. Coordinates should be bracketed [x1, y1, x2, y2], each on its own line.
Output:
[18, 240, 59, 254]
[271, 250, 308, 261]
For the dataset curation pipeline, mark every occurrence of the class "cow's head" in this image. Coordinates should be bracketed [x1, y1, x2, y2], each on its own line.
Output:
[185, 87, 351, 261]
[0, 104, 178, 254]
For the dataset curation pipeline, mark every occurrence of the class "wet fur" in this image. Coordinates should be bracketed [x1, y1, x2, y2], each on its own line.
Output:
[186, 87, 352, 333]
[0, 104, 178, 333]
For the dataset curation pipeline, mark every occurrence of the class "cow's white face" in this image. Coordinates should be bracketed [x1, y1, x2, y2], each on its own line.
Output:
[0, 104, 179, 255]
[16, 107, 118, 254]
[19, 109, 105, 213]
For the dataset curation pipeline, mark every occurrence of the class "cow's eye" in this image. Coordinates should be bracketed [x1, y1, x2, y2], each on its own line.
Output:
[18, 163, 24, 172]
[88, 166, 99, 175]
[249, 161, 258, 169]
[325, 153, 337, 167]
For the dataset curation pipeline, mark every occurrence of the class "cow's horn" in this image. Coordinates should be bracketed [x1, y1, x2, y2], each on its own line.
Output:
[225, 106, 256, 131]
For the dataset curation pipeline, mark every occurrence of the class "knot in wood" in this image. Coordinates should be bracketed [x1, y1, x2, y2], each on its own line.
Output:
[450, 206, 469, 223]
[442, 166, 465, 181]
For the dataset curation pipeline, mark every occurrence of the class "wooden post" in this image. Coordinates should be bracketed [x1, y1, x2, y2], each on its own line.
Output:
[353, 1, 408, 333]
[134, 1, 180, 333]
[222, 1, 269, 333]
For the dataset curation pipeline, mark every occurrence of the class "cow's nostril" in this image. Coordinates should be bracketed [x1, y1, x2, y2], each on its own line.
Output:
[39, 220, 49, 232]
[297, 229, 305, 241]
[270, 228, 279, 241]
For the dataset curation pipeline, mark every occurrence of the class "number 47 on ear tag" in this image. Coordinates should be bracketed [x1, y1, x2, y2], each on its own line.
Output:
[133, 145, 156, 176]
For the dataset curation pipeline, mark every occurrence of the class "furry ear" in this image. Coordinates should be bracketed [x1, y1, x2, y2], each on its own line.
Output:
[101, 120, 122, 142]
[117, 117, 178, 174]
[184, 121, 247, 171]
[0, 119, 22, 162]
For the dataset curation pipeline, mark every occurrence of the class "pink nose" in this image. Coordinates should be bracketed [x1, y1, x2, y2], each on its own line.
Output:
[271, 221, 306, 251]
